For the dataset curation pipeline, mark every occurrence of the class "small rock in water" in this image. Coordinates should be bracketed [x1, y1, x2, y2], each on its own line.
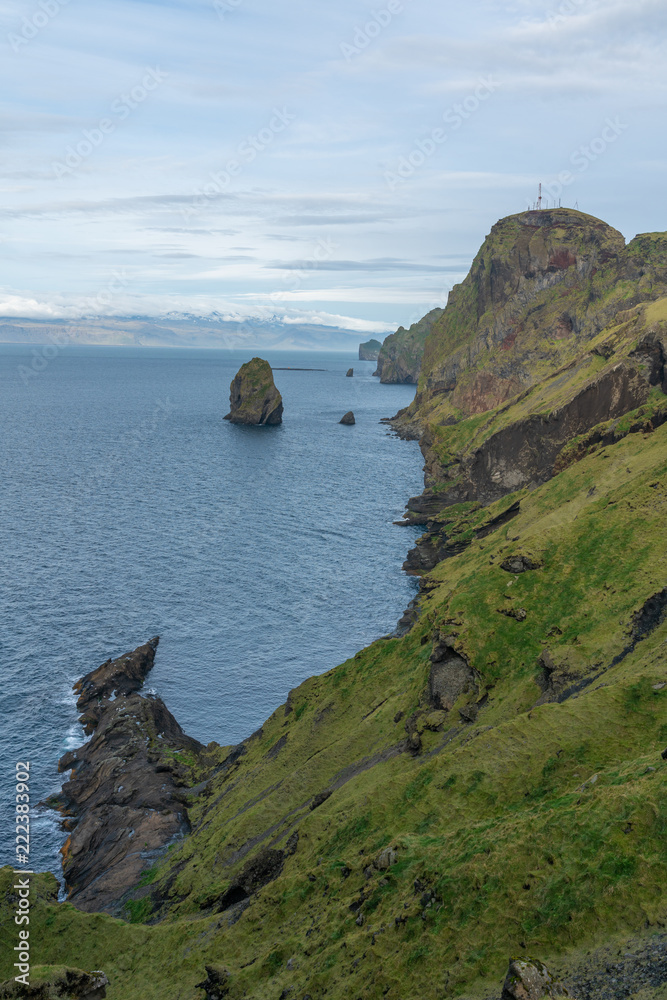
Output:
[346, 368, 354, 377]
[340, 411, 355, 425]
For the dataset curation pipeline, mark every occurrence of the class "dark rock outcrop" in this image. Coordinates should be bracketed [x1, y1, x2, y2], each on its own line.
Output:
[224, 357, 283, 425]
[428, 636, 477, 710]
[195, 966, 230, 1000]
[216, 848, 286, 912]
[500, 555, 541, 574]
[358, 338, 382, 361]
[340, 411, 355, 425]
[56, 641, 204, 915]
[346, 368, 354, 377]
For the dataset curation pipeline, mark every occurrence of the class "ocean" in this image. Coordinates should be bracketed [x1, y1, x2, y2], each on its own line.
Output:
[0, 345, 422, 878]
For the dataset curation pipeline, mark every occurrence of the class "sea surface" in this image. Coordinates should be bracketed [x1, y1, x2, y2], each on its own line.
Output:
[0, 345, 423, 877]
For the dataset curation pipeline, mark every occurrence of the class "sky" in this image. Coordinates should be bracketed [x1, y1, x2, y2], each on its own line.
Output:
[0, 0, 666, 336]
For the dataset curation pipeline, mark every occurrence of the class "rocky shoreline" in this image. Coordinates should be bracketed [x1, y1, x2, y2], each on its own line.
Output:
[54, 637, 207, 915]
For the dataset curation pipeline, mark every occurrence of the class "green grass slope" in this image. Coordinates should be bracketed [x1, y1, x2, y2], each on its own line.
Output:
[3, 417, 666, 999]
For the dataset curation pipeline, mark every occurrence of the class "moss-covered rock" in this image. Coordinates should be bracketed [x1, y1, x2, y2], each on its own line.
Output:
[224, 357, 283, 425]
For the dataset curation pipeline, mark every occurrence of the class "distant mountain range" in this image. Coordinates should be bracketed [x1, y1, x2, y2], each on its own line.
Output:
[0, 314, 375, 352]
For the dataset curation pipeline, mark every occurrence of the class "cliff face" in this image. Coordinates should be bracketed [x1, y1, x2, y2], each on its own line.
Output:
[3, 210, 667, 1000]
[392, 210, 667, 524]
[374, 308, 444, 383]
[404, 209, 666, 425]
[358, 338, 382, 361]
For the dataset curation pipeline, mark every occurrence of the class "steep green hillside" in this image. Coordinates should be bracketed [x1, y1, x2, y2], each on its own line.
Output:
[2, 209, 666, 1000]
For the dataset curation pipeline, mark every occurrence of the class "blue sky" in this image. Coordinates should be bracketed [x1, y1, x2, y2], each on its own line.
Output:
[0, 0, 665, 335]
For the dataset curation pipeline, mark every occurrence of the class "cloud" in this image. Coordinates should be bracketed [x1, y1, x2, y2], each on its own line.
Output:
[264, 257, 453, 273]
[0, 0, 663, 340]
[0, 288, 394, 332]
[278, 311, 394, 333]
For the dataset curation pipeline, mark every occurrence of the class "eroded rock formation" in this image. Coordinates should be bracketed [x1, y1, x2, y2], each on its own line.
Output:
[224, 357, 283, 425]
[56, 639, 204, 915]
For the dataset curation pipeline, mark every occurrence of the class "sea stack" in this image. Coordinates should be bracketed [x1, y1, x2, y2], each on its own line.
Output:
[358, 338, 382, 361]
[340, 411, 355, 425]
[346, 368, 354, 377]
[224, 357, 283, 425]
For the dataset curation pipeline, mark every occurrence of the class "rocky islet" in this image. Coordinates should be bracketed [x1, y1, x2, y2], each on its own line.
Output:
[224, 357, 283, 425]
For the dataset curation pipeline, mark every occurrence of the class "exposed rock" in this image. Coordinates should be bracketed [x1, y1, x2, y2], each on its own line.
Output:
[501, 957, 573, 998]
[340, 411, 355, 425]
[74, 637, 159, 735]
[0, 968, 108, 999]
[374, 308, 444, 383]
[501, 555, 541, 574]
[358, 338, 382, 361]
[346, 368, 354, 377]
[310, 790, 332, 810]
[224, 357, 283, 425]
[536, 648, 596, 704]
[428, 636, 477, 710]
[216, 848, 286, 912]
[374, 847, 397, 870]
[630, 586, 667, 643]
[195, 965, 230, 1000]
[56, 641, 204, 915]
[498, 607, 528, 622]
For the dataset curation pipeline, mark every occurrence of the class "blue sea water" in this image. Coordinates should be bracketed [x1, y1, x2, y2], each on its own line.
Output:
[0, 345, 422, 877]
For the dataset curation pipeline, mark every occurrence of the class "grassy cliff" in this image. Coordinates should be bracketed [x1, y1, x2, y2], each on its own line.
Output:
[2, 209, 666, 1000]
